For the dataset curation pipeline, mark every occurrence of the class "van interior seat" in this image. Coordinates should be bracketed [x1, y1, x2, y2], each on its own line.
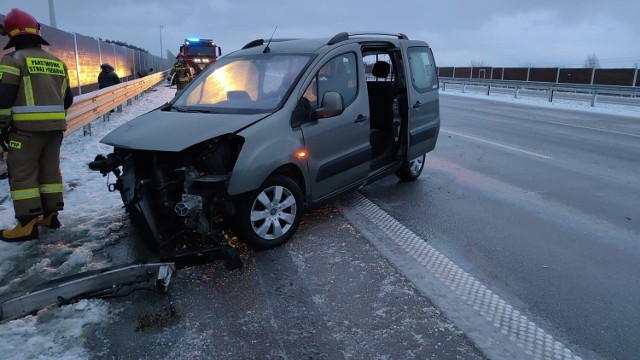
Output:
[367, 61, 394, 159]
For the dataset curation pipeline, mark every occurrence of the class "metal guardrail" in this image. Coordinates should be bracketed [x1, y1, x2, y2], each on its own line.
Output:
[64, 71, 168, 137]
[439, 77, 640, 107]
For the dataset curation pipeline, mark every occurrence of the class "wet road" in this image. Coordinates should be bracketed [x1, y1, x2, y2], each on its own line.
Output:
[362, 94, 640, 359]
[88, 203, 485, 359]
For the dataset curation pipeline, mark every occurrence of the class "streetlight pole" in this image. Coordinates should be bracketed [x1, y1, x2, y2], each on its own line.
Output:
[160, 25, 164, 58]
[48, 0, 57, 28]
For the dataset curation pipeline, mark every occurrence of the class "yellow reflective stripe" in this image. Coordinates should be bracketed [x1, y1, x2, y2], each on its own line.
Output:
[10, 187, 40, 201]
[13, 112, 66, 121]
[0, 109, 11, 116]
[40, 183, 64, 194]
[61, 78, 68, 97]
[9, 28, 38, 36]
[23, 76, 35, 106]
[0, 65, 20, 76]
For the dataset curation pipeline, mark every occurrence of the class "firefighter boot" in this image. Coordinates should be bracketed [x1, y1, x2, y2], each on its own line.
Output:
[38, 212, 61, 229]
[0, 217, 39, 242]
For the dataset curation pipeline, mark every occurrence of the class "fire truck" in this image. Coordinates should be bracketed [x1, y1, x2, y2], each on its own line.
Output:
[179, 38, 222, 72]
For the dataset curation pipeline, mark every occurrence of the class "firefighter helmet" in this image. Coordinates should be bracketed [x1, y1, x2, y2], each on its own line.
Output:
[176, 52, 185, 59]
[1, 8, 50, 50]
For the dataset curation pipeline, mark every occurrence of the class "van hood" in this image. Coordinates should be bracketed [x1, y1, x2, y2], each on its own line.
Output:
[100, 109, 266, 151]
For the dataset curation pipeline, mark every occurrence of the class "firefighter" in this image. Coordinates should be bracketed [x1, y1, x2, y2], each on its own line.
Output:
[169, 52, 193, 91]
[0, 8, 74, 242]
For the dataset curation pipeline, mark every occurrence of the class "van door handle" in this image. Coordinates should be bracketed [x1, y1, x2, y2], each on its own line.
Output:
[412, 101, 423, 109]
[354, 114, 368, 123]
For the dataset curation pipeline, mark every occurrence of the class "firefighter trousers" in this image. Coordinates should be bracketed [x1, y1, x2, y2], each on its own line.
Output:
[7, 130, 64, 220]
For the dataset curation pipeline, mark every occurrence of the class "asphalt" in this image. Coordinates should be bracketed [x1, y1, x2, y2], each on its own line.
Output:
[87, 198, 487, 359]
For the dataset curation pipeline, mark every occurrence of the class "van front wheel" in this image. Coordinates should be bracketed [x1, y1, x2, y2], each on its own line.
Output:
[234, 175, 304, 250]
[395, 154, 426, 181]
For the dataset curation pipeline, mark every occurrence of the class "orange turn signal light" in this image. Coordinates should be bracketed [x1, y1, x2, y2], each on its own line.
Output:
[295, 149, 307, 160]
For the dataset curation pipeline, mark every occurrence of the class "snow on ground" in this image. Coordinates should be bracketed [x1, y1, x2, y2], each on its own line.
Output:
[0, 84, 176, 360]
[0, 82, 638, 359]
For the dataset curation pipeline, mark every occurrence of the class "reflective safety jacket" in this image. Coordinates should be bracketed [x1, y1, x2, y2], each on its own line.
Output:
[169, 61, 193, 84]
[0, 47, 72, 132]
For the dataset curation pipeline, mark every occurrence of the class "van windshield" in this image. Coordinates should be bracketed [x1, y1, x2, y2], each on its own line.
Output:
[174, 54, 310, 113]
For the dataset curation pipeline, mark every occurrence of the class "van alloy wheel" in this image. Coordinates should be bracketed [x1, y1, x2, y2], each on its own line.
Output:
[251, 185, 297, 239]
[395, 154, 426, 181]
[236, 175, 304, 250]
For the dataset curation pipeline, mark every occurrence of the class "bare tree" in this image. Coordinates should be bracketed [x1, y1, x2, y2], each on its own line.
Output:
[584, 54, 600, 68]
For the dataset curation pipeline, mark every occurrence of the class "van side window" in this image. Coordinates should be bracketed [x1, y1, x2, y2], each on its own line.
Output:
[407, 47, 437, 92]
[304, 53, 358, 107]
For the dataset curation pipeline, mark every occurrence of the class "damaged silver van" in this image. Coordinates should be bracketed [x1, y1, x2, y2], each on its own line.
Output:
[90, 32, 440, 250]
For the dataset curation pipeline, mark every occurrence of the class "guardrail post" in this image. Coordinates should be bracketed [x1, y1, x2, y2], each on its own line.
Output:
[486, 84, 490, 96]
[462, 82, 466, 93]
[549, 89, 554, 102]
[117, 105, 123, 113]
[82, 123, 92, 136]
[127, 99, 132, 106]
[102, 112, 110, 122]
[591, 91, 597, 107]
[514, 86, 519, 99]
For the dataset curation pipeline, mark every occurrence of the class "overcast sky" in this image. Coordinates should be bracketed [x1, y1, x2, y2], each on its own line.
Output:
[2, 0, 639, 68]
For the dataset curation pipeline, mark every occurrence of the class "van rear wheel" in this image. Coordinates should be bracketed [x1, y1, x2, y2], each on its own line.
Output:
[234, 175, 304, 250]
[395, 154, 425, 181]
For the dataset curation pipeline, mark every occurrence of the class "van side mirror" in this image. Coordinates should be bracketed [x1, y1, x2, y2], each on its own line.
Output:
[315, 91, 343, 119]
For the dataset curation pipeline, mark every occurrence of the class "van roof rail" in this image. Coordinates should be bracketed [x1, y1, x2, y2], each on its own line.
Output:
[241, 38, 298, 50]
[328, 32, 409, 45]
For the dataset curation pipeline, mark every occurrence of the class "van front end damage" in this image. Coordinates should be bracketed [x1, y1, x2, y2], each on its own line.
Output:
[6, 135, 245, 322]
[89, 134, 244, 249]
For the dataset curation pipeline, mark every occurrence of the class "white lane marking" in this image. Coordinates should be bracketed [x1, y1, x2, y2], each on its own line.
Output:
[546, 120, 640, 138]
[441, 129, 552, 159]
[348, 192, 581, 360]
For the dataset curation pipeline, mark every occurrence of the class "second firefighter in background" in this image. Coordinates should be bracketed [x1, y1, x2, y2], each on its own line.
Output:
[169, 52, 193, 90]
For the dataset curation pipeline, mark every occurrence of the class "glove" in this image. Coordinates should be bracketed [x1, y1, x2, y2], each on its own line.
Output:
[0, 129, 8, 151]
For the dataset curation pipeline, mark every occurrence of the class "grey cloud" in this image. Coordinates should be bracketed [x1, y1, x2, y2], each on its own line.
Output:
[2, 0, 639, 67]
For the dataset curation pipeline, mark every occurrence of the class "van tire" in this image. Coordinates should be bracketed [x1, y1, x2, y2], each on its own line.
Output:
[395, 154, 426, 181]
[234, 175, 304, 250]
